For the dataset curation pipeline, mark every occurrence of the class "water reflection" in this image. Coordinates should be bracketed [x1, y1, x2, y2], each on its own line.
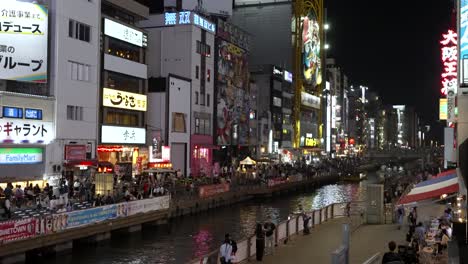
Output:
[43, 174, 376, 264]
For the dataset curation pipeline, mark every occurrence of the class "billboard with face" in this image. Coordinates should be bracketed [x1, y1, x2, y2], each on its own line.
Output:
[216, 40, 250, 145]
[302, 11, 321, 88]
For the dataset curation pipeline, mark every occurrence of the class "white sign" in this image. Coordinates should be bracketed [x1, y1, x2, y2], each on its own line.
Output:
[0, 120, 54, 143]
[301, 92, 321, 109]
[182, 0, 233, 16]
[103, 88, 147, 111]
[0, 148, 42, 164]
[126, 195, 170, 216]
[0, 2, 48, 83]
[104, 18, 147, 47]
[284, 70, 293, 83]
[164, 12, 216, 34]
[101, 125, 146, 144]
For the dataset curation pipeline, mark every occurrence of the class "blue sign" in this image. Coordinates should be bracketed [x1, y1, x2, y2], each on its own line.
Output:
[461, 0, 468, 59]
[3, 107, 23, 119]
[63, 205, 118, 229]
[164, 12, 215, 34]
[25, 108, 43, 120]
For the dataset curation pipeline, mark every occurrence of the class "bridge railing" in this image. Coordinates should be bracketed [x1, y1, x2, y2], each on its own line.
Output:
[362, 253, 381, 264]
[189, 201, 364, 264]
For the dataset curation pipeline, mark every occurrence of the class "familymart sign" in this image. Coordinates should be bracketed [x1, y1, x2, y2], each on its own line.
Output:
[0, 148, 43, 164]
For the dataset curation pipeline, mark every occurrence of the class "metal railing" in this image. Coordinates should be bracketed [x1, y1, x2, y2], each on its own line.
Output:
[188, 201, 365, 264]
[362, 253, 381, 264]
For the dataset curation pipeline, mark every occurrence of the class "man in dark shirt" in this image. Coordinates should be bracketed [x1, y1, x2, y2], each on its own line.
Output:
[382, 241, 403, 264]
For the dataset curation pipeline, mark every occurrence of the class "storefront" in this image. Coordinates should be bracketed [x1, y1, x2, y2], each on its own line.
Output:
[191, 135, 218, 177]
[98, 125, 147, 180]
[0, 147, 47, 189]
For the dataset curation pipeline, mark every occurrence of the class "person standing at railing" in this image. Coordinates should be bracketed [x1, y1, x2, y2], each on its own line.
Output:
[255, 223, 265, 261]
[264, 222, 276, 255]
[219, 235, 233, 264]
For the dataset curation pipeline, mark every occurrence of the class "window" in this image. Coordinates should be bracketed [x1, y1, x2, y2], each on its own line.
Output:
[107, 37, 141, 63]
[196, 41, 211, 57]
[172, 113, 186, 132]
[67, 106, 83, 121]
[104, 110, 139, 126]
[69, 19, 91, 42]
[273, 97, 282, 107]
[195, 66, 199, 79]
[207, 69, 211, 82]
[194, 117, 211, 135]
[207, 93, 210, 107]
[283, 114, 291, 125]
[107, 71, 141, 93]
[69, 61, 91, 82]
[200, 93, 205, 105]
[195, 91, 199, 105]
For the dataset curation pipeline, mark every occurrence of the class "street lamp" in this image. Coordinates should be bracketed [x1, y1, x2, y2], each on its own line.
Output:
[324, 23, 330, 30]
[324, 44, 330, 50]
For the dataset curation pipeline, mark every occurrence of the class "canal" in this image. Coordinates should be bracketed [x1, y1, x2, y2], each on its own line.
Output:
[34, 172, 379, 264]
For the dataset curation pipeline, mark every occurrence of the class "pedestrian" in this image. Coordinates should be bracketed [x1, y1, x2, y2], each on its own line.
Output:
[15, 185, 24, 208]
[382, 241, 403, 264]
[413, 222, 426, 250]
[219, 234, 233, 264]
[255, 223, 265, 261]
[3, 197, 11, 219]
[105, 190, 114, 204]
[303, 212, 311, 234]
[396, 206, 404, 230]
[346, 202, 351, 217]
[264, 222, 276, 255]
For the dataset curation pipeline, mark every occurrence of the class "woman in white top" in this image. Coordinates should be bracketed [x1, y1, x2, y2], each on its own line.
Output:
[219, 237, 233, 264]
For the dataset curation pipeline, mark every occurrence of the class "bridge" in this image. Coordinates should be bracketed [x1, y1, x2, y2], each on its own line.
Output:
[364, 149, 431, 160]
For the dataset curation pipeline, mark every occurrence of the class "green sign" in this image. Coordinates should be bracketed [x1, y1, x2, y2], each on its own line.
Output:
[0, 148, 43, 164]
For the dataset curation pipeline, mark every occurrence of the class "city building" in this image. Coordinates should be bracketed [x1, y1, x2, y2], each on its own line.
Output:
[251, 65, 294, 161]
[384, 105, 419, 149]
[141, 11, 216, 177]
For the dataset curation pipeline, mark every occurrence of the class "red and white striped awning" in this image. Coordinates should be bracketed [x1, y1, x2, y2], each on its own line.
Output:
[398, 170, 458, 205]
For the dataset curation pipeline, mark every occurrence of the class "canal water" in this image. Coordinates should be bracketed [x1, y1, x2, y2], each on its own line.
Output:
[35, 172, 379, 264]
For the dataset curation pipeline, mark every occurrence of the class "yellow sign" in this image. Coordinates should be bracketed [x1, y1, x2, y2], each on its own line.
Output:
[305, 138, 319, 147]
[103, 88, 147, 111]
[439, 98, 447, 120]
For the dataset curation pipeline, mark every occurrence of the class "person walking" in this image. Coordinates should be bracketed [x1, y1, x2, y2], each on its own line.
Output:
[255, 223, 265, 261]
[3, 197, 11, 219]
[264, 222, 276, 255]
[396, 206, 404, 230]
[219, 235, 233, 264]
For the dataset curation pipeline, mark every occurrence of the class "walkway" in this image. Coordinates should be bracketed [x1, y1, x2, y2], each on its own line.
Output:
[257, 203, 446, 264]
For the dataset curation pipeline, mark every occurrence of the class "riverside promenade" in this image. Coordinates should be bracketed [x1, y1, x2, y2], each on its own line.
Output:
[258, 204, 446, 264]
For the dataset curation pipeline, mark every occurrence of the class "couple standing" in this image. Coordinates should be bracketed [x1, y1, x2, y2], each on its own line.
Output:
[255, 222, 276, 261]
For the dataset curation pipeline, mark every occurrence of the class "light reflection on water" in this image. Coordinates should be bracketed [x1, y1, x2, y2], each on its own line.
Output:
[40, 173, 376, 264]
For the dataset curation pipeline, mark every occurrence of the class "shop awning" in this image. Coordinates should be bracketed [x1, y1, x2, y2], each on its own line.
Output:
[398, 172, 459, 205]
[240, 156, 256, 165]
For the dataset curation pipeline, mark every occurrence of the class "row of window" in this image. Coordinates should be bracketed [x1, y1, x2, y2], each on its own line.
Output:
[194, 92, 210, 106]
[196, 41, 211, 57]
[195, 117, 211, 135]
[195, 66, 211, 82]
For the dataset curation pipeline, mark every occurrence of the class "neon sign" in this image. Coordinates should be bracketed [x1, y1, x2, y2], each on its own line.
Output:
[440, 29, 457, 96]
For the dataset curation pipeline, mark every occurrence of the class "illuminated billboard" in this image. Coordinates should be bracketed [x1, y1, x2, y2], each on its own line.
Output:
[104, 18, 147, 47]
[103, 88, 147, 111]
[439, 98, 448, 120]
[302, 11, 321, 88]
[0, 2, 48, 83]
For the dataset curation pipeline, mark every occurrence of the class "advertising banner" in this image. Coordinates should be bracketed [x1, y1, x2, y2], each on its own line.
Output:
[0, 120, 54, 143]
[0, 218, 36, 244]
[199, 183, 230, 198]
[301, 92, 321, 109]
[55, 205, 118, 231]
[64, 145, 86, 160]
[0, 147, 42, 164]
[101, 125, 146, 144]
[302, 11, 321, 89]
[103, 88, 147, 112]
[439, 98, 448, 120]
[0, 2, 48, 83]
[267, 178, 288, 187]
[126, 195, 171, 216]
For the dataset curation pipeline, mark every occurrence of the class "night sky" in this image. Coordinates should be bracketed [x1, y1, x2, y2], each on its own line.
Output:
[325, 0, 455, 142]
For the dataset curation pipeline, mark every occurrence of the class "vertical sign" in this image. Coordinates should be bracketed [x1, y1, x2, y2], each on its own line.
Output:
[440, 29, 458, 123]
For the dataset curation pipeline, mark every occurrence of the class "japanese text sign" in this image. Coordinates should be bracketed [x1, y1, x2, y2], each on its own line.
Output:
[0, 2, 48, 83]
[440, 29, 457, 96]
[101, 125, 146, 144]
[164, 12, 215, 33]
[103, 88, 147, 112]
[0, 120, 53, 143]
[104, 18, 147, 48]
[301, 92, 321, 109]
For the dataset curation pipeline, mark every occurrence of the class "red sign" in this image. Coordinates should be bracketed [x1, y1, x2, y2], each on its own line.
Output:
[0, 218, 36, 244]
[65, 145, 87, 160]
[440, 29, 457, 96]
[199, 183, 230, 198]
